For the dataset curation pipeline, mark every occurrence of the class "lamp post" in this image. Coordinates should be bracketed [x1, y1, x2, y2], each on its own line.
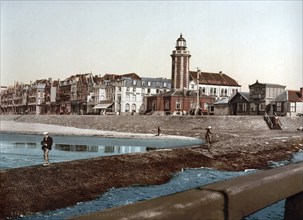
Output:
[195, 67, 200, 115]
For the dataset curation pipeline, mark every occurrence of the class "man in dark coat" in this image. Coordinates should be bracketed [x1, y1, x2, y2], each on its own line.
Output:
[41, 131, 53, 166]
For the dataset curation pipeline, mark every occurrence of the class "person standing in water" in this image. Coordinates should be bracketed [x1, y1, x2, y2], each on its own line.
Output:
[41, 131, 53, 166]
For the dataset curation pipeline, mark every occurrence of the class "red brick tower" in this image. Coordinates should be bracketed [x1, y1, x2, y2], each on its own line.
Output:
[171, 34, 191, 90]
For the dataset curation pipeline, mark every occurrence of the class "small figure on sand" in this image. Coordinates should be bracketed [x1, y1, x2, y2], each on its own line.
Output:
[205, 126, 212, 149]
[156, 126, 161, 136]
[41, 131, 53, 166]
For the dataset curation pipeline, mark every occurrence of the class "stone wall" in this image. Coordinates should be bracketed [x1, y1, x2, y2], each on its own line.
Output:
[2, 115, 301, 135]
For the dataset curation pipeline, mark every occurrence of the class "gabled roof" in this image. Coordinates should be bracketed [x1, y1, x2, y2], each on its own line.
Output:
[121, 73, 141, 80]
[141, 77, 171, 83]
[273, 90, 302, 102]
[274, 91, 287, 102]
[288, 90, 302, 102]
[103, 74, 121, 81]
[214, 97, 229, 105]
[103, 73, 141, 81]
[249, 80, 286, 89]
[189, 71, 240, 87]
[158, 89, 211, 98]
[229, 92, 250, 103]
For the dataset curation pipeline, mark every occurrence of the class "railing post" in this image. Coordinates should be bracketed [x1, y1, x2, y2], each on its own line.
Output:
[284, 191, 303, 220]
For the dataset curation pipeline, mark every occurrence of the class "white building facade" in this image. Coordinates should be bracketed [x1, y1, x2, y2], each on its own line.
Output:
[188, 71, 241, 100]
[103, 74, 171, 114]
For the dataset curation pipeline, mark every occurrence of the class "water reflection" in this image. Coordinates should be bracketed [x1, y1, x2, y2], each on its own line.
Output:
[55, 144, 98, 152]
[55, 144, 147, 154]
[14, 142, 37, 148]
[1, 132, 203, 169]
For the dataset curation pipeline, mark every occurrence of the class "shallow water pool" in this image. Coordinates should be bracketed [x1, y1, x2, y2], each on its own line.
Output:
[0, 132, 203, 169]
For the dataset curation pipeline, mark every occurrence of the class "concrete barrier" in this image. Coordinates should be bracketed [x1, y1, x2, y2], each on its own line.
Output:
[72, 162, 303, 220]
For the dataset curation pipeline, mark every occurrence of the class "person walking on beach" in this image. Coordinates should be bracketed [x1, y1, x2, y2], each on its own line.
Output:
[41, 131, 53, 166]
[205, 126, 212, 149]
[156, 126, 161, 136]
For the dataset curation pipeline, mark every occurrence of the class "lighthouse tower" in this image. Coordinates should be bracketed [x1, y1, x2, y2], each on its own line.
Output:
[171, 34, 191, 90]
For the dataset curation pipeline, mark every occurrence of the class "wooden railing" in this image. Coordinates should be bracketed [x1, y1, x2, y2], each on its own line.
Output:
[264, 113, 273, 129]
[72, 162, 303, 220]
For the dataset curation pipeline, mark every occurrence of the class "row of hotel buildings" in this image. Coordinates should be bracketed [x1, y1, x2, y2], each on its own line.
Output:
[1, 34, 302, 116]
[0, 70, 240, 115]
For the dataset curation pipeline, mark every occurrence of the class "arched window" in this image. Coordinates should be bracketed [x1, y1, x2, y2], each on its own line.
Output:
[125, 103, 130, 112]
[131, 103, 136, 112]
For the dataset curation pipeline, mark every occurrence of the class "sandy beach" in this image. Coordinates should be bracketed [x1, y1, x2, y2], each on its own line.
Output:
[0, 115, 302, 219]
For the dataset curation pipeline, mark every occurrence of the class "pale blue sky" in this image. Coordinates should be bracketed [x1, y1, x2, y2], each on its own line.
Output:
[1, 0, 302, 91]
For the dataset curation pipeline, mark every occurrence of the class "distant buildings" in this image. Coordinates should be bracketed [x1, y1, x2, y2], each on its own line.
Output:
[0, 73, 171, 115]
[1, 34, 302, 117]
[229, 80, 303, 117]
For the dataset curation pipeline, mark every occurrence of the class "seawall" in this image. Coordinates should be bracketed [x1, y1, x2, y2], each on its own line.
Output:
[2, 115, 302, 135]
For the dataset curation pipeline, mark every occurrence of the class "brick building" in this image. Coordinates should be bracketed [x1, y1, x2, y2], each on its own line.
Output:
[147, 34, 241, 115]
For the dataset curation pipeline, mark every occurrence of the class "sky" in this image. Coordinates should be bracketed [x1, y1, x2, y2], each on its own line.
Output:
[1, 0, 302, 91]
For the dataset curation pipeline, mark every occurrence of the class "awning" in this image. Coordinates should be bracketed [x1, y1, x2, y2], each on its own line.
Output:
[93, 103, 113, 109]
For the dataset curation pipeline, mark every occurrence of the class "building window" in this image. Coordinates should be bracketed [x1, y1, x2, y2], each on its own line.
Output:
[221, 89, 227, 96]
[125, 103, 130, 112]
[243, 103, 247, 111]
[142, 88, 145, 93]
[147, 88, 151, 94]
[277, 102, 282, 112]
[142, 81, 146, 86]
[126, 87, 130, 92]
[290, 102, 295, 112]
[156, 89, 160, 93]
[131, 104, 136, 112]
[176, 100, 181, 109]
[202, 87, 206, 95]
[133, 80, 137, 86]
[148, 81, 151, 87]
[133, 87, 136, 92]
[132, 95, 136, 101]
[126, 94, 130, 101]
[163, 82, 167, 88]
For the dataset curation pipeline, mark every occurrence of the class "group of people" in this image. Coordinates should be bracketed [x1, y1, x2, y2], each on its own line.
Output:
[40, 125, 213, 166]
